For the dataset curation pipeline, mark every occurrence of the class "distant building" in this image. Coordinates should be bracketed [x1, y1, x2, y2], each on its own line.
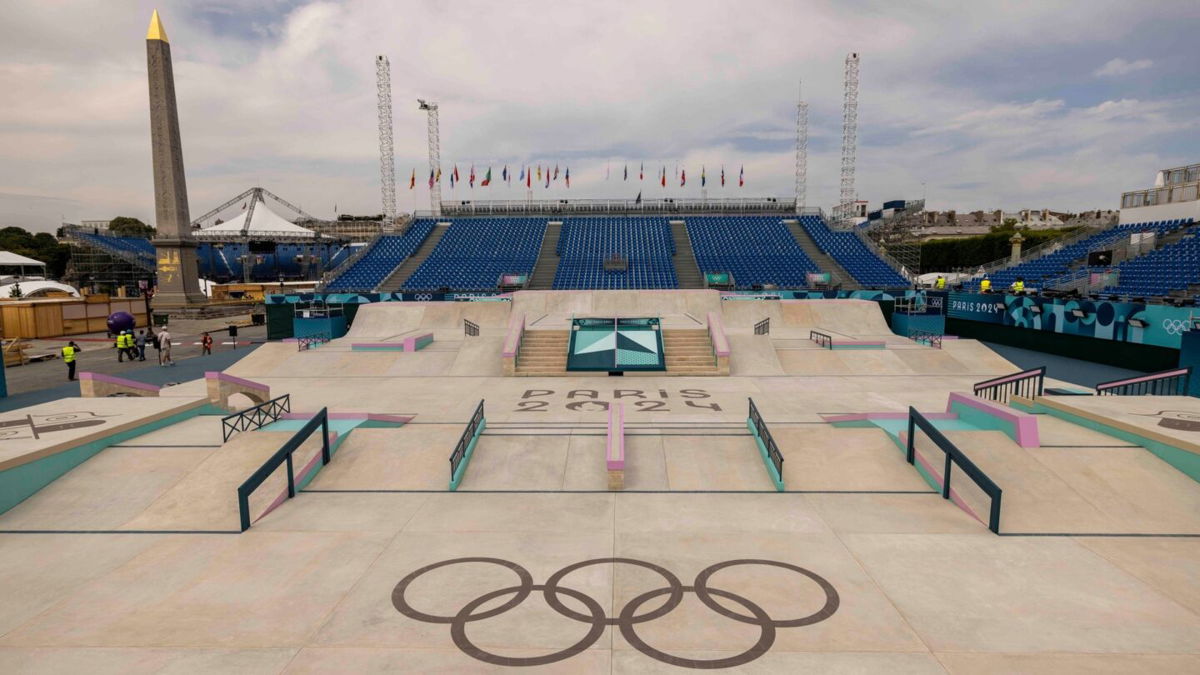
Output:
[1120, 162, 1200, 224]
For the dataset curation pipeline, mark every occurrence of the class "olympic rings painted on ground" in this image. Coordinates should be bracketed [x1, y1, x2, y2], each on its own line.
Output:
[392, 556, 840, 669]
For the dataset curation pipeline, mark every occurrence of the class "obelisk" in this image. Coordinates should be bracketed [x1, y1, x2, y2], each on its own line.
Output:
[146, 10, 205, 306]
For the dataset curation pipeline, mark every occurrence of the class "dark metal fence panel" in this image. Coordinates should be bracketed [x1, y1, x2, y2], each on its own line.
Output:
[973, 367, 1045, 404]
[464, 319, 480, 337]
[747, 398, 784, 480]
[298, 333, 331, 351]
[906, 407, 1003, 534]
[1096, 366, 1191, 396]
[754, 318, 770, 335]
[221, 394, 292, 442]
[236, 407, 330, 532]
[809, 330, 832, 349]
[908, 329, 942, 349]
[450, 399, 486, 481]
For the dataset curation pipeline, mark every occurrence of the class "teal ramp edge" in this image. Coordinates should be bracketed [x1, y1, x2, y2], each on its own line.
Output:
[0, 403, 223, 515]
[449, 418, 486, 491]
[1015, 400, 1200, 484]
[746, 418, 785, 492]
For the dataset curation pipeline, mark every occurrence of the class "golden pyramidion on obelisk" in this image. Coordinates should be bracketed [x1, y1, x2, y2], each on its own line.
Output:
[146, 9, 168, 42]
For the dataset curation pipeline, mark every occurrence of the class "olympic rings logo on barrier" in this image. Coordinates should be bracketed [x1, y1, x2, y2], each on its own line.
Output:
[1162, 319, 1190, 336]
[392, 557, 839, 669]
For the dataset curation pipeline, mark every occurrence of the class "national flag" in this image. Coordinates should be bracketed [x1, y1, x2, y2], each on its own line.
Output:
[701, 166, 706, 187]
[429, 169, 435, 188]
[623, 164, 628, 181]
[661, 166, 666, 187]
[639, 163, 643, 181]
[436, 167, 442, 183]
[739, 165, 744, 187]
[502, 166, 508, 183]
[526, 166, 531, 188]
[565, 166, 570, 188]
[545, 166, 551, 188]
[409, 169, 415, 189]
[482, 167, 492, 187]
[681, 168, 686, 187]
[519, 166, 525, 181]
[469, 165, 476, 188]
[453, 165, 460, 182]
[635, 190, 642, 204]
[537, 166, 542, 181]
[449, 171, 455, 189]
[554, 164, 560, 180]
[721, 165, 725, 187]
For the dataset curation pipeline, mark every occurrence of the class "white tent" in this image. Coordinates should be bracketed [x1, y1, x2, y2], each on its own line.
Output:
[0, 251, 46, 267]
[196, 202, 316, 238]
[0, 280, 79, 298]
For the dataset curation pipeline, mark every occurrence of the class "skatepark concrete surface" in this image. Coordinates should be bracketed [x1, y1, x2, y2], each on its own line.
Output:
[2, 291, 1199, 673]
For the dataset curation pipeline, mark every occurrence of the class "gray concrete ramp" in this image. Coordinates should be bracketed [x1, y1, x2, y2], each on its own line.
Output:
[306, 426, 463, 491]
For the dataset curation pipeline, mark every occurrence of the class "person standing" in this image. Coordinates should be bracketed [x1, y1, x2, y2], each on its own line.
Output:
[935, 275, 946, 290]
[61, 341, 80, 381]
[115, 331, 126, 362]
[980, 277, 992, 293]
[152, 329, 163, 365]
[135, 330, 147, 361]
[158, 326, 174, 366]
[201, 331, 213, 355]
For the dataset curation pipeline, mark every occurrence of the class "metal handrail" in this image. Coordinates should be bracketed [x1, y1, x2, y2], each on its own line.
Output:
[809, 330, 832, 349]
[297, 334, 330, 351]
[754, 318, 770, 335]
[748, 398, 784, 482]
[973, 367, 1045, 404]
[236, 407, 329, 531]
[1096, 366, 1191, 396]
[907, 407, 1003, 534]
[221, 394, 291, 442]
[464, 319, 480, 336]
[909, 329, 942, 349]
[449, 399, 486, 488]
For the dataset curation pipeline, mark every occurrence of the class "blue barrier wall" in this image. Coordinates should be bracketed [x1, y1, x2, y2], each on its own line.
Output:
[294, 315, 347, 339]
[892, 312, 945, 337]
[1180, 330, 1200, 397]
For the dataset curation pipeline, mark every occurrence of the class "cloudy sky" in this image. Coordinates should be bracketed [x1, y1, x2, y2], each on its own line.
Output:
[1, 0, 1197, 231]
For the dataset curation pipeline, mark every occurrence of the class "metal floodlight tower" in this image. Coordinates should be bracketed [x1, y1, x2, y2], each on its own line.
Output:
[839, 52, 860, 224]
[795, 79, 808, 214]
[376, 56, 397, 229]
[418, 98, 442, 217]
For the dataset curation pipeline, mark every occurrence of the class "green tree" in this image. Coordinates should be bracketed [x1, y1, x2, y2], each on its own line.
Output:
[108, 216, 156, 239]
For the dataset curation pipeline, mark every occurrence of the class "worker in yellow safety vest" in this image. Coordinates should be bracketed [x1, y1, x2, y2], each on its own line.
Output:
[1011, 278, 1025, 293]
[980, 277, 992, 293]
[935, 275, 946, 290]
[61, 341, 80, 381]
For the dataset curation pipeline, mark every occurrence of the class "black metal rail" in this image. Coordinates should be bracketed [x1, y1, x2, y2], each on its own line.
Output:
[1097, 366, 1191, 396]
[907, 407, 1003, 534]
[449, 400, 485, 486]
[754, 318, 770, 335]
[809, 330, 832, 349]
[221, 394, 291, 442]
[236, 408, 329, 532]
[973, 367, 1045, 404]
[747, 398, 784, 479]
[909, 329, 942, 349]
[464, 319, 480, 336]
[297, 333, 330, 351]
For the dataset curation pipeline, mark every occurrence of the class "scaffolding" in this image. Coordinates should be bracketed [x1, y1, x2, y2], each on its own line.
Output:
[837, 53, 859, 224]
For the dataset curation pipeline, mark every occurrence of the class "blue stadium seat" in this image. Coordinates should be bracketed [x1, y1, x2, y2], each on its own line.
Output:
[686, 216, 818, 288]
[800, 215, 908, 287]
[324, 220, 436, 291]
[403, 218, 547, 291]
[552, 218, 677, 289]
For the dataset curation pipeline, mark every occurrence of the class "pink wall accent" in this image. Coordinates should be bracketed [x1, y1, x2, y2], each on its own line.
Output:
[78, 371, 161, 393]
[607, 402, 625, 471]
[205, 371, 270, 394]
[707, 311, 730, 357]
[947, 392, 1040, 448]
[502, 312, 525, 358]
[402, 333, 433, 351]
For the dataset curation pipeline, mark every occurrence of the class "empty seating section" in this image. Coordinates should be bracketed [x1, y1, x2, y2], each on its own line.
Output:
[75, 232, 157, 265]
[196, 242, 345, 281]
[403, 218, 547, 291]
[799, 215, 908, 287]
[324, 219, 436, 290]
[687, 216, 818, 288]
[553, 218, 677, 289]
[977, 219, 1191, 291]
[1101, 222, 1199, 298]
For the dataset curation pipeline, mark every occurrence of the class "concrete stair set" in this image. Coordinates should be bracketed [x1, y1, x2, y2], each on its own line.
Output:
[786, 220, 859, 290]
[670, 222, 705, 289]
[515, 327, 719, 375]
[526, 221, 562, 290]
[375, 223, 449, 292]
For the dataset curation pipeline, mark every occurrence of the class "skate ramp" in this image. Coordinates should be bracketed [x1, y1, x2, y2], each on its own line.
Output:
[512, 290, 721, 328]
[728, 335, 784, 375]
[345, 301, 511, 341]
[305, 426, 462, 491]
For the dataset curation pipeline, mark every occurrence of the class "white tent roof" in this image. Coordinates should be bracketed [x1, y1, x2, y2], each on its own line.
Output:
[0, 251, 46, 266]
[198, 202, 315, 237]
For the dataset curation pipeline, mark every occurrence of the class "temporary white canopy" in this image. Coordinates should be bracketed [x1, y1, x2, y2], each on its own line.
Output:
[196, 202, 316, 238]
[0, 251, 46, 267]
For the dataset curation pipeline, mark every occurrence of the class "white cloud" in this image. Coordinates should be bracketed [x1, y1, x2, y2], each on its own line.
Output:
[1094, 57, 1154, 77]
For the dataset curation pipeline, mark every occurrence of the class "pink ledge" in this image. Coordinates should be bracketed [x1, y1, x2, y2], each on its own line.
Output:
[78, 371, 161, 393]
[607, 402, 625, 471]
[707, 311, 731, 357]
[946, 391, 1040, 448]
[205, 371, 270, 392]
[1097, 368, 1190, 389]
[502, 312, 526, 358]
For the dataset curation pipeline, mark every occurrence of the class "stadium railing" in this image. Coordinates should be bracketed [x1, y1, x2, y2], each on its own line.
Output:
[907, 407, 1003, 534]
[449, 399, 486, 491]
[297, 334, 330, 351]
[973, 367, 1045, 404]
[754, 318, 770, 335]
[909, 329, 942, 349]
[747, 398, 784, 491]
[1096, 366, 1191, 396]
[236, 407, 329, 531]
[221, 393, 291, 442]
[464, 319, 480, 336]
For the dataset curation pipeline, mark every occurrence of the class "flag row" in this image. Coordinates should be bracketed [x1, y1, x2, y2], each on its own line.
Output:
[407, 163, 746, 189]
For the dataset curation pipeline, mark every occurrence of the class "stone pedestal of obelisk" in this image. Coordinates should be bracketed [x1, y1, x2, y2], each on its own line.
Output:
[146, 10, 206, 306]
